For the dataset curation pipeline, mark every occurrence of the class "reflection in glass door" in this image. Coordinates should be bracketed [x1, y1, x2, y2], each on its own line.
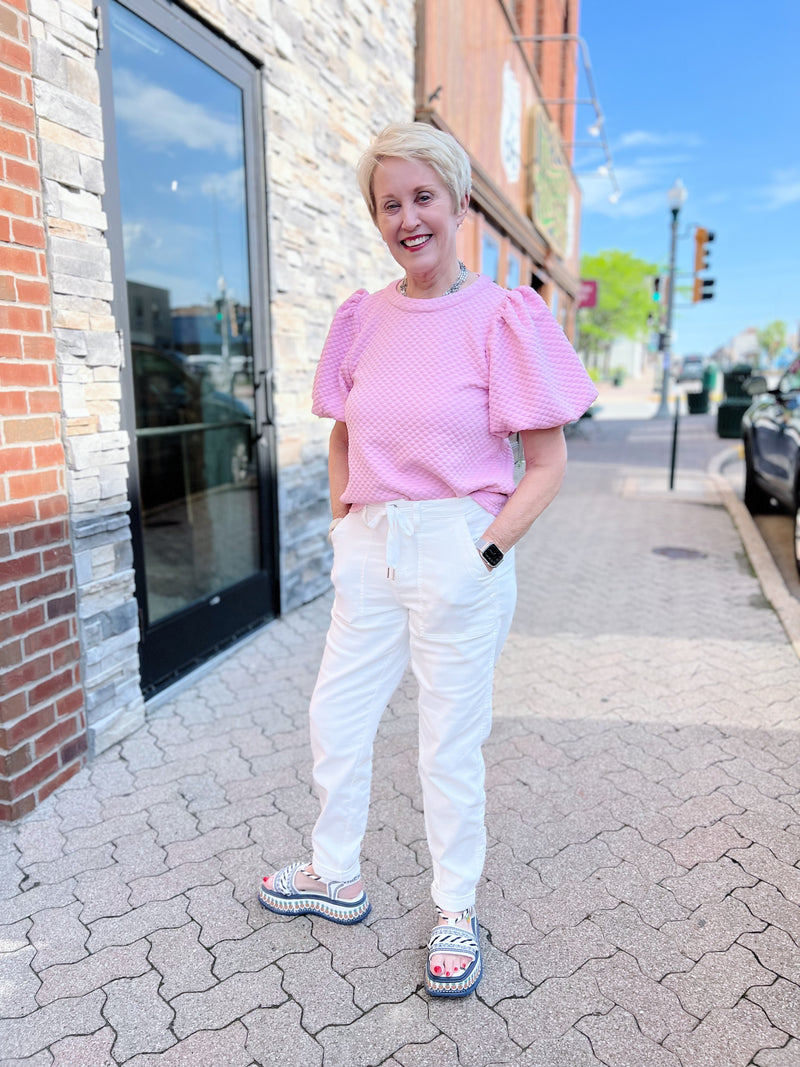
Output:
[105, 0, 277, 692]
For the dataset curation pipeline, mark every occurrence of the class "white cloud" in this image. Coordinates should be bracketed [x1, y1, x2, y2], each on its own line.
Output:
[113, 68, 242, 159]
[758, 169, 800, 209]
[617, 130, 702, 149]
[200, 168, 246, 210]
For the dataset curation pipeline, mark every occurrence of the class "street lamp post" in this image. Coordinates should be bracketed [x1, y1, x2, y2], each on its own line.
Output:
[654, 179, 688, 418]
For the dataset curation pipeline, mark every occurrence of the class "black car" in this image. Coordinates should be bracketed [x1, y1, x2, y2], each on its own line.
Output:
[741, 357, 800, 573]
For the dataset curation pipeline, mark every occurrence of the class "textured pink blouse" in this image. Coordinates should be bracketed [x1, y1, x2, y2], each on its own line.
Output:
[312, 275, 598, 515]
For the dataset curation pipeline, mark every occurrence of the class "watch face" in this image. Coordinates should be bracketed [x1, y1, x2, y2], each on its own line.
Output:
[482, 543, 504, 567]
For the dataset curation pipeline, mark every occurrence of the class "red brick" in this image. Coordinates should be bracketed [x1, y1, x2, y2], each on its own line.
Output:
[15, 278, 50, 304]
[22, 335, 56, 360]
[29, 391, 62, 415]
[29, 667, 73, 707]
[0, 304, 44, 332]
[0, 391, 28, 416]
[0, 650, 51, 696]
[0, 66, 23, 100]
[52, 639, 79, 670]
[3, 0, 31, 13]
[58, 730, 87, 766]
[0, 216, 9, 242]
[56, 687, 84, 718]
[0, 330, 23, 359]
[0, 603, 44, 643]
[18, 570, 66, 604]
[0, 586, 20, 617]
[0, 552, 41, 585]
[34, 714, 79, 759]
[42, 544, 73, 571]
[0, 94, 34, 132]
[0, 531, 9, 555]
[47, 592, 77, 621]
[0, 445, 33, 473]
[0, 791, 37, 821]
[0, 690, 27, 730]
[0, 184, 33, 217]
[0, 639, 22, 669]
[0, 361, 50, 388]
[7, 752, 59, 800]
[5, 158, 39, 192]
[14, 521, 66, 552]
[0, 123, 28, 158]
[23, 619, 69, 656]
[0, 706, 54, 749]
[2, 742, 32, 776]
[0, 272, 14, 300]
[10, 218, 44, 249]
[37, 495, 69, 521]
[3, 415, 55, 442]
[38, 757, 84, 804]
[0, 245, 38, 275]
[9, 469, 60, 499]
[0, 37, 30, 74]
[33, 443, 65, 468]
[0, 500, 37, 526]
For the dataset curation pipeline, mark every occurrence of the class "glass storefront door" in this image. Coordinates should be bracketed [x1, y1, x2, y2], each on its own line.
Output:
[102, 0, 278, 693]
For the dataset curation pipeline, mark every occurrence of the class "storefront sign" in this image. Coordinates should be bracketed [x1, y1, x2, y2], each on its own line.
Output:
[529, 106, 569, 257]
[500, 63, 521, 183]
[578, 280, 597, 308]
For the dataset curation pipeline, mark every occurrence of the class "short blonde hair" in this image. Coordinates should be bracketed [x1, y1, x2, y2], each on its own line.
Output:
[357, 122, 472, 224]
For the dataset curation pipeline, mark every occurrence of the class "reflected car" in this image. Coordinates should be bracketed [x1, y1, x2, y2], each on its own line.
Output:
[741, 357, 800, 574]
[676, 355, 704, 383]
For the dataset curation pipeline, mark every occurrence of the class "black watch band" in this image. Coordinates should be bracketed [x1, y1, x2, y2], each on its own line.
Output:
[474, 538, 504, 568]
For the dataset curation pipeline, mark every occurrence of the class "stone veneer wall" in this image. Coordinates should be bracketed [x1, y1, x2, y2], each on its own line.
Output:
[20, 0, 414, 773]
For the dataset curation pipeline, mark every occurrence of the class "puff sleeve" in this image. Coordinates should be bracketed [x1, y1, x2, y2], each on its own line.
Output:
[486, 287, 598, 435]
[311, 289, 369, 420]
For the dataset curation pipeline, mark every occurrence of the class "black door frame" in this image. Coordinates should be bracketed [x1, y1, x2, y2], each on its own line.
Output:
[97, 0, 280, 695]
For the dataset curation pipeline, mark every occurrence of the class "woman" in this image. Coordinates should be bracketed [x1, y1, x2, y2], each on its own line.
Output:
[260, 122, 597, 997]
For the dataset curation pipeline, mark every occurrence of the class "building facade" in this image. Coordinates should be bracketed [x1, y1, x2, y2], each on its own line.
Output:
[1, 0, 581, 819]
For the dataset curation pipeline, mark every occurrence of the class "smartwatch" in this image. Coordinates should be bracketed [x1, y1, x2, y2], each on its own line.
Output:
[474, 538, 504, 569]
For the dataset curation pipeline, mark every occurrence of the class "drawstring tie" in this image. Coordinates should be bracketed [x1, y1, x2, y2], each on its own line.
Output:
[365, 503, 414, 579]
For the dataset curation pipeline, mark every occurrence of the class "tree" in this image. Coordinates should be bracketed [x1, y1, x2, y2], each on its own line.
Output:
[577, 249, 659, 374]
[756, 320, 787, 368]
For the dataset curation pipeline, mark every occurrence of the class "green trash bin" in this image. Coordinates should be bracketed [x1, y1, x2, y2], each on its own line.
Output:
[687, 389, 709, 414]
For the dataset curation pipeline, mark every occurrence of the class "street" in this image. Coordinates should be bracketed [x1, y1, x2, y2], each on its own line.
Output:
[2, 382, 800, 1066]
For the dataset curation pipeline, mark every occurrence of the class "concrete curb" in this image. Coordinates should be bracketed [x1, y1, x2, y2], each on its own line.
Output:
[709, 446, 800, 662]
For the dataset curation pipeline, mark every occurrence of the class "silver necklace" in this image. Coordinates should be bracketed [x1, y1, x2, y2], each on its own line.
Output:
[399, 260, 468, 297]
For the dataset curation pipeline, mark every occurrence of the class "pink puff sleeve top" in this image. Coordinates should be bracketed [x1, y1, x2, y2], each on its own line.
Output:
[312, 275, 598, 515]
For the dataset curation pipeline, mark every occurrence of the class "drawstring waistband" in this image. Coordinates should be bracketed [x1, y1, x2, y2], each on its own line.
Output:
[364, 501, 415, 579]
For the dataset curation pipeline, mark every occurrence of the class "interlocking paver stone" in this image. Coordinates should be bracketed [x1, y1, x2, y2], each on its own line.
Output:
[29, 901, 89, 972]
[662, 857, 758, 909]
[211, 913, 317, 980]
[510, 918, 614, 985]
[148, 920, 216, 1000]
[20, 844, 114, 887]
[394, 1033, 460, 1067]
[593, 903, 694, 980]
[495, 970, 612, 1047]
[734, 882, 800, 940]
[665, 1000, 787, 1067]
[103, 971, 174, 1060]
[1, 944, 40, 1017]
[728, 843, 800, 906]
[113, 827, 168, 879]
[747, 977, 800, 1036]
[660, 896, 767, 959]
[2, 990, 106, 1060]
[514, 1030, 598, 1067]
[316, 995, 437, 1067]
[754, 1038, 800, 1066]
[663, 944, 775, 1017]
[88, 896, 189, 953]
[428, 992, 523, 1067]
[37, 938, 150, 1005]
[171, 965, 285, 1038]
[243, 1002, 323, 1067]
[280, 945, 361, 1030]
[587, 950, 698, 1042]
[128, 859, 222, 907]
[124, 1021, 251, 1067]
[164, 825, 252, 868]
[14, 819, 66, 867]
[739, 927, 800, 986]
[577, 1005, 682, 1066]
[49, 1025, 115, 1066]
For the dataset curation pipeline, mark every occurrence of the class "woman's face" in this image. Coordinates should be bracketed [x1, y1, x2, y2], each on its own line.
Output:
[372, 156, 467, 277]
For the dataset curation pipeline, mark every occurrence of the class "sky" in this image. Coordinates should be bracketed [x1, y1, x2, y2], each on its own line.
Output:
[576, 1, 799, 358]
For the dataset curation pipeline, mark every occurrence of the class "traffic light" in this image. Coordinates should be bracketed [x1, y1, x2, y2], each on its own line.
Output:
[693, 277, 715, 302]
[652, 275, 662, 303]
[692, 226, 715, 303]
[693, 227, 714, 272]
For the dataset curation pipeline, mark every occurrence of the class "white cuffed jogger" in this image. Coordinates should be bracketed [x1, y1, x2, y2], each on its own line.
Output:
[309, 497, 517, 913]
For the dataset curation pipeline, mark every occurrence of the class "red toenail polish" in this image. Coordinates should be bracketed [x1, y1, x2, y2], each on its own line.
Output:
[433, 966, 440, 974]
[446, 971, 451, 976]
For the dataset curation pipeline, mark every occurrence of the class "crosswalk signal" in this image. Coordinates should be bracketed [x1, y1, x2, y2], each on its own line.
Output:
[652, 276, 662, 302]
[693, 277, 715, 302]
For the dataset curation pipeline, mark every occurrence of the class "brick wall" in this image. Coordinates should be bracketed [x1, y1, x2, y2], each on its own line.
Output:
[0, 0, 87, 821]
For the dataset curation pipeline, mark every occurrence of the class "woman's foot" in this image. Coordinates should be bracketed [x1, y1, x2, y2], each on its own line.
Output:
[429, 909, 474, 977]
[262, 864, 363, 900]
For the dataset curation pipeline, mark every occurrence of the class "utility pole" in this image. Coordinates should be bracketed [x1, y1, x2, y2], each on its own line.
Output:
[654, 179, 687, 419]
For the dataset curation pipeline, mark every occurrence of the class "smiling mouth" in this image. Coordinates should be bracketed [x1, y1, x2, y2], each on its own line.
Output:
[401, 235, 431, 248]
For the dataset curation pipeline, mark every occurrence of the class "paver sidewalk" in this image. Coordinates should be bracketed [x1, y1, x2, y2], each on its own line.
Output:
[2, 412, 800, 1066]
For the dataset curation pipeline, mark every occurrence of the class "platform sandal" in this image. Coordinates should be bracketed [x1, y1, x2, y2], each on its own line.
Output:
[258, 861, 371, 925]
[425, 907, 482, 998]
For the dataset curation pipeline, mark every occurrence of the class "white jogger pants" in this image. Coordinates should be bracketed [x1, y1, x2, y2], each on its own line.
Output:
[309, 497, 517, 912]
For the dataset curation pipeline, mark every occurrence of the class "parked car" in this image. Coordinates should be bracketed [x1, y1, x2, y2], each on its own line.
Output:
[741, 357, 800, 575]
[676, 355, 705, 383]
